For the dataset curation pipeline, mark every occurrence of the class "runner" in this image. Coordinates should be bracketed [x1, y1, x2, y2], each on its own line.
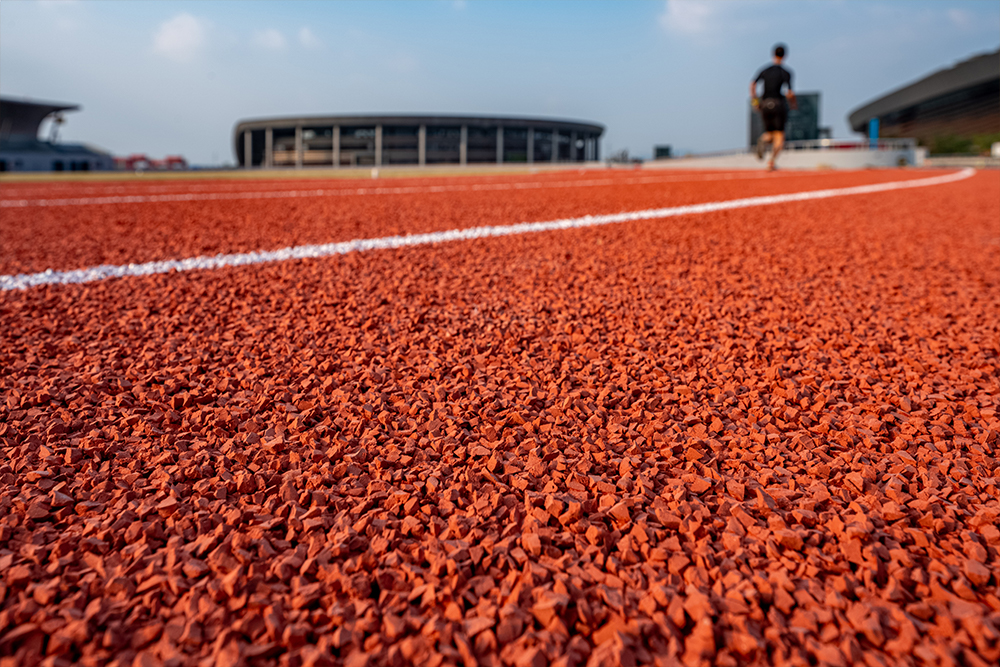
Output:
[751, 44, 798, 171]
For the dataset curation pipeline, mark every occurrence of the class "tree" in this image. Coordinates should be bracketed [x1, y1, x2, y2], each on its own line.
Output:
[606, 149, 630, 163]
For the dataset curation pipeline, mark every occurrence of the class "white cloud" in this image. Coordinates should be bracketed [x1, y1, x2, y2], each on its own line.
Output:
[946, 8, 973, 30]
[659, 0, 718, 35]
[298, 27, 321, 49]
[253, 28, 286, 51]
[152, 13, 208, 63]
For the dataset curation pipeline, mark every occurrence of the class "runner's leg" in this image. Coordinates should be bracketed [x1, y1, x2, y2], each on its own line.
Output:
[756, 132, 772, 160]
[769, 131, 785, 169]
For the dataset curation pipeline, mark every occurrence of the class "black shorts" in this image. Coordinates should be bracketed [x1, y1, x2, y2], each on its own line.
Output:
[760, 97, 788, 133]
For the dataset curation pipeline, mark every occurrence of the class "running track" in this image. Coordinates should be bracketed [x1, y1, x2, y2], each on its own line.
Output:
[1, 168, 998, 667]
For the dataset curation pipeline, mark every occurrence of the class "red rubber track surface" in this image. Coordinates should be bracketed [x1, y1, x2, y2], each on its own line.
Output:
[1, 169, 941, 276]
[1, 169, 999, 667]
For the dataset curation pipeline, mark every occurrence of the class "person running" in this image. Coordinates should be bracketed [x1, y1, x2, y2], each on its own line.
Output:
[751, 44, 797, 171]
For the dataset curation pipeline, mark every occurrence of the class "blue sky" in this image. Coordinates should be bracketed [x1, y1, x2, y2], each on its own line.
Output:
[2, 0, 997, 164]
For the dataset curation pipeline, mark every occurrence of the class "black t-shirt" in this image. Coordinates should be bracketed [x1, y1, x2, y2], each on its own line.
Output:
[755, 64, 793, 99]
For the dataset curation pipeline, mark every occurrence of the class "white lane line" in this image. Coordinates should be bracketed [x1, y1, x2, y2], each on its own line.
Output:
[0, 168, 974, 291]
[0, 171, 825, 207]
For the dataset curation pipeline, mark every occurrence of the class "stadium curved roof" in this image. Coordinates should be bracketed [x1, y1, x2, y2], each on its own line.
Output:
[0, 96, 79, 142]
[848, 49, 1000, 133]
[235, 113, 603, 133]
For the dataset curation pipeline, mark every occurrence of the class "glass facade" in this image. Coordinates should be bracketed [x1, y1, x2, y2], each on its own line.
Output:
[786, 94, 820, 142]
[503, 128, 528, 163]
[557, 132, 572, 161]
[270, 128, 296, 166]
[381, 126, 419, 165]
[340, 126, 377, 166]
[303, 127, 334, 166]
[466, 126, 498, 163]
[426, 126, 461, 164]
[533, 130, 553, 162]
[237, 129, 267, 167]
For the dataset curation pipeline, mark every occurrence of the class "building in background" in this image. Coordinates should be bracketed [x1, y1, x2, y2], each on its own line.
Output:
[847, 49, 1000, 154]
[748, 92, 829, 147]
[0, 96, 114, 172]
[114, 154, 188, 171]
[653, 145, 672, 159]
[233, 114, 604, 168]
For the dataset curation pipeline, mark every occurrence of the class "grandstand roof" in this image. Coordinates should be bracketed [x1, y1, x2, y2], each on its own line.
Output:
[235, 113, 604, 135]
[848, 49, 1000, 132]
[0, 96, 80, 142]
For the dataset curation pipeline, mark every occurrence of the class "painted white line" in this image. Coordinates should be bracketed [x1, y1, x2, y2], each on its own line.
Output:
[0, 168, 974, 291]
[0, 171, 822, 207]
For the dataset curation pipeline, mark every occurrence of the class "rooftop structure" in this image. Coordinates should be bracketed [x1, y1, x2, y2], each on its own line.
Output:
[0, 97, 79, 142]
[0, 96, 114, 172]
[847, 49, 1000, 151]
[233, 114, 604, 168]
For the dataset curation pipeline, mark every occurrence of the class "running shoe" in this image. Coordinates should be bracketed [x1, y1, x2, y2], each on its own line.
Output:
[755, 137, 768, 160]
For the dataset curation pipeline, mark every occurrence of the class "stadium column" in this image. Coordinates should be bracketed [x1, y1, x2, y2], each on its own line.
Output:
[496, 126, 504, 164]
[332, 125, 340, 169]
[244, 131, 252, 169]
[375, 125, 383, 167]
[295, 126, 303, 169]
[570, 131, 578, 161]
[552, 129, 559, 163]
[418, 125, 426, 166]
[527, 128, 534, 164]
[265, 128, 273, 168]
[460, 125, 468, 165]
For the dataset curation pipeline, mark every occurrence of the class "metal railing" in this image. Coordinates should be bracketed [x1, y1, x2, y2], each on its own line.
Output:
[682, 138, 917, 159]
[785, 138, 916, 151]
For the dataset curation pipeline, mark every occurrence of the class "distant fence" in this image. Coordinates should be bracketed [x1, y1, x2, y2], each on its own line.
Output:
[646, 138, 922, 170]
[691, 138, 917, 159]
[924, 155, 1000, 169]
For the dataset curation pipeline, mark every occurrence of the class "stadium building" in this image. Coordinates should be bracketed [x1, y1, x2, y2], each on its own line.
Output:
[233, 114, 604, 168]
[847, 49, 1000, 152]
[0, 96, 114, 172]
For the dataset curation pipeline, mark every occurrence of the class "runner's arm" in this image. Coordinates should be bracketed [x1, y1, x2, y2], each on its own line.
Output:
[750, 69, 763, 101]
[784, 70, 797, 109]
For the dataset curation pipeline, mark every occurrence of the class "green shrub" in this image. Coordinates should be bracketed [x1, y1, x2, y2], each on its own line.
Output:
[929, 135, 974, 155]
[972, 132, 1000, 155]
